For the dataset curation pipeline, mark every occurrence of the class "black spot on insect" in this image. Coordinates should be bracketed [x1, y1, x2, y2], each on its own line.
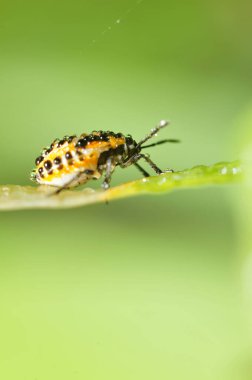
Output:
[84, 134, 100, 143]
[48, 170, 53, 175]
[98, 132, 109, 141]
[67, 135, 76, 143]
[75, 150, 83, 159]
[76, 138, 88, 148]
[38, 167, 44, 177]
[44, 160, 52, 171]
[65, 152, 72, 160]
[54, 157, 61, 165]
[35, 156, 44, 166]
[50, 139, 59, 149]
[76, 150, 84, 160]
[92, 135, 101, 141]
[84, 169, 94, 175]
[57, 139, 66, 147]
[44, 148, 52, 155]
[115, 133, 123, 138]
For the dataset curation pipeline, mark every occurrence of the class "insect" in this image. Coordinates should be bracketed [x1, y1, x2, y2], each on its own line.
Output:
[30, 120, 179, 193]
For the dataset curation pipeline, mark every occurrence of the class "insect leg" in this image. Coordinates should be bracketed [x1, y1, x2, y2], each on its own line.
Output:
[102, 157, 114, 190]
[138, 154, 174, 175]
[120, 154, 140, 168]
[137, 154, 162, 174]
[134, 162, 150, 177]
[121, 152, 173, 175]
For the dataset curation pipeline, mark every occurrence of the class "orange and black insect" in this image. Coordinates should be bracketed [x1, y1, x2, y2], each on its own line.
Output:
[30, 120, 179, 193]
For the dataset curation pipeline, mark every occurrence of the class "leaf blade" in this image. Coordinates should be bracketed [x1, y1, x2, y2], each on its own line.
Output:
[0, 161, 243, 211]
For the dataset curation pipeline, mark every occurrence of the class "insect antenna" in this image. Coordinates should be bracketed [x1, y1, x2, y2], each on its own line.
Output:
[136, 120, 170, 149]
[141, 139, 180, 149]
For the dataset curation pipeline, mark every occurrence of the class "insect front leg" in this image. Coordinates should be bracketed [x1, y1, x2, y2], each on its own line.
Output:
[121, 153, 173, 176]
[120, 154, 140, 168]
[139, 154, 174, 174]
[120, 154, 150, 177]
[138, 154, 163, 174]
[102, 157, 114, 190]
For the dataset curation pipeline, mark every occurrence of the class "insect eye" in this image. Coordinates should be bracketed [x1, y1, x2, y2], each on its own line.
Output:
[126, 136, 134, 145]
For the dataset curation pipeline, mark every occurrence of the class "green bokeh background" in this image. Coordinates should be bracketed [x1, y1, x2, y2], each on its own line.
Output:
[0, 1, 252, 379]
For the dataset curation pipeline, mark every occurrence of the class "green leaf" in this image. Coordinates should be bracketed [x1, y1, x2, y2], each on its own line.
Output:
[0, 161, 242, 211]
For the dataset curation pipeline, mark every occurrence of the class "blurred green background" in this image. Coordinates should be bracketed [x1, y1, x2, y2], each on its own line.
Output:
[0, 1, 252, 379]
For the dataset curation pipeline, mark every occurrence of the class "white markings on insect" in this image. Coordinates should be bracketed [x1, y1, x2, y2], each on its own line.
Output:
[37, 172, 77, 187]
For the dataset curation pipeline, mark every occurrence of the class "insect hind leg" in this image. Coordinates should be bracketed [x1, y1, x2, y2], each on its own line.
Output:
[121, 153, 169, 176]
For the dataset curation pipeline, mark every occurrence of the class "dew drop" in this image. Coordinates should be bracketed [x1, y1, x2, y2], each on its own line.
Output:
[159, 120, 168, 127]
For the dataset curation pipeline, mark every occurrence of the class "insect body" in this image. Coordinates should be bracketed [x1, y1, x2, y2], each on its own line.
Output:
[31, 120, 177, 192]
